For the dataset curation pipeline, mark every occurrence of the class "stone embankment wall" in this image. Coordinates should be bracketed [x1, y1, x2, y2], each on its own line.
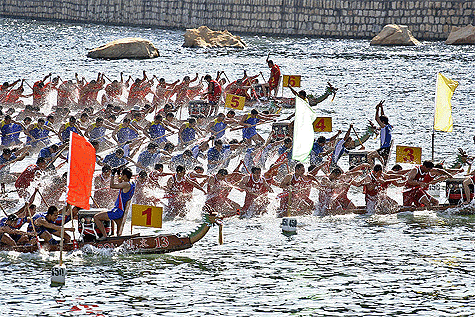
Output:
[0, 0, 474, 40]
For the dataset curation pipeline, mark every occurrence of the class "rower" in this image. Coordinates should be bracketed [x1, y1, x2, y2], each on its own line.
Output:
[134, 142, 161, 173]
[113, 117, 140, 147]
[94, 167, 135, 239]
[310, 131, 341, 165]
[239, 109, 277, 146]
[165, 165, 190, 220]
[0, 147, 28, 193]
[330, 124, 353, 172]
[59, 116, 82, 143]
[314, 168, 343, 216]
[203, 168, 241, 217]
[207, 139, 232, 174]
[144, 114, 173, 145]
[1, 115, 23, 147]
[239, 167, 273, 218]
[28, 206, 74, 245]
[102, 148, 128, 169]
[178, 118, 199, 146]
[15, 157, 47, 198]
[206, 113, 227, 140]
[402, 161, 449, 207]
[279, 163, 311, 217]
[26, 118, 55, 148]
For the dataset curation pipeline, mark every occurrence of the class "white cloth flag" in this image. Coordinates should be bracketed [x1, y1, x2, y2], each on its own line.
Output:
[292, 96, 318, 162]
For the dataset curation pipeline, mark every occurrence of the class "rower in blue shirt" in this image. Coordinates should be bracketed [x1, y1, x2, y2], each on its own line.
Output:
[207, 113, 227, 140]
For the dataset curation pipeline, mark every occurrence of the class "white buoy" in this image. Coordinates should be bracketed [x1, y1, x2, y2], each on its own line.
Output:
[281, 217, 297, 235]
[51, 264, 66, 286]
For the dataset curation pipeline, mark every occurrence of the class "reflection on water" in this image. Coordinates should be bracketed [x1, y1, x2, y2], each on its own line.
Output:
[1, 17, 475, 316]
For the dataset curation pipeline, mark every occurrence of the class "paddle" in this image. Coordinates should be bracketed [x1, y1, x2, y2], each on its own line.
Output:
[351, 126, 365, 150]
[24, 193, 42, 251]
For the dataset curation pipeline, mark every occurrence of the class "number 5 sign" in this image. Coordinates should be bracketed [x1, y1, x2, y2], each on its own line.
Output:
[395, 145, 422, 164]
[225, 94, 245, 110]
[131, 204, 162, 228]
[282, 75, 301, 88]
[313, 117, 332, 132]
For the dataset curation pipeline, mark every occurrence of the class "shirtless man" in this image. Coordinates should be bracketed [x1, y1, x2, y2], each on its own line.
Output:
[239, 167, 273, 218]
[94, 167, 135, 238]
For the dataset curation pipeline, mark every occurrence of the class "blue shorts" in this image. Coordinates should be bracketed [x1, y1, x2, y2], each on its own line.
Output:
[107, 207, 124, 220]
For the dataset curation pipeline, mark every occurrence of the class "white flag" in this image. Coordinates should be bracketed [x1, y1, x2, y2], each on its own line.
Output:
[292, 96, 318, 162]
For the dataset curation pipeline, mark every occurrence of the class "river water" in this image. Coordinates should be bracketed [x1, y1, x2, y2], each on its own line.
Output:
[1, 17, 475, 316]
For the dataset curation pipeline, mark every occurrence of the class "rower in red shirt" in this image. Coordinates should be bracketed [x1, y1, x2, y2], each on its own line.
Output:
[266, 59, 281, 97]
[15, 157, 47, 198]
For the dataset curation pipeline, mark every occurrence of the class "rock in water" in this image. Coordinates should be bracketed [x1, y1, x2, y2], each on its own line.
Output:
[445, 25, 475, 45]
[87, 38, 159, 59]
[183, 26, 245, 48]
[370, 24, 420, 46]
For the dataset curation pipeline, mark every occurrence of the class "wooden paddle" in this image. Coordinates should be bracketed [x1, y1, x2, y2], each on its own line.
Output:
[351, 126, 365, 150]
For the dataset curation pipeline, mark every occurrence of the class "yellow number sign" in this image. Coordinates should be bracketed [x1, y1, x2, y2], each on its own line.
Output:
[395, 145, 422, 164]
[313, 117, 332, 132]
[225, 94, 245, 110]
[131, 204, 162, 228]
[282, 75, 301, 88]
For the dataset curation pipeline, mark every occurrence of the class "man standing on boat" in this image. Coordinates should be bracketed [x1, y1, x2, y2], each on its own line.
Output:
[266, 59, 280, 97]
[203, 74, 222, 116]
[94, 167, 135, 239]
[368, 101, 393, 166]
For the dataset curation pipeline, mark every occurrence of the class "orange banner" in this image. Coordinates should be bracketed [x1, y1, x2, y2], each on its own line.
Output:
[66, 132, 96, 209]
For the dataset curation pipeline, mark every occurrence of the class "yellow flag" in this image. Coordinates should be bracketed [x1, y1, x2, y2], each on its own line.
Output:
[434, 73, 458, 132]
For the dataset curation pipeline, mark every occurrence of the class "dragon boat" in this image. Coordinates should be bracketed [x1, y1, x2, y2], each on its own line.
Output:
[0, 212, 221, 254]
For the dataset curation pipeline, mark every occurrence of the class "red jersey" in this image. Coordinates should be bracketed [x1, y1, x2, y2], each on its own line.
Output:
[268, 64, 281, 89]
[15, 164, 39, 189]
[404, 166, 427, 190]
[208, 80, 222, 103]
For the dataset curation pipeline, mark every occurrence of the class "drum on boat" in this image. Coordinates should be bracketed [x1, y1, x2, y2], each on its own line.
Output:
[348, 150, 368, 167]
[78, 209, 111, 242]
[446, 178, 474, 205]
[271, 121, 291, 141]
[188, 100, 211, 117]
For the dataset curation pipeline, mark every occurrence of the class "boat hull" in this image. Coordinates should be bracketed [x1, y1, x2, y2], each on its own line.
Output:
[1, 233, 192, 254]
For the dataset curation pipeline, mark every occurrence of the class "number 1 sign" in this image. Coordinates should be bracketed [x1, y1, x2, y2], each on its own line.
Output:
[131, 204, 163, 229]
[395, 145, 422, 164]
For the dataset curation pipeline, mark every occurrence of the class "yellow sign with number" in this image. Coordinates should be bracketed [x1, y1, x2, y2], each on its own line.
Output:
[131, 204, 162, 228]
[225, 94, 246, 110]
[282, 75, 301, 88]
[395, 145, 422, 164]
[313, 117, 332, 132]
